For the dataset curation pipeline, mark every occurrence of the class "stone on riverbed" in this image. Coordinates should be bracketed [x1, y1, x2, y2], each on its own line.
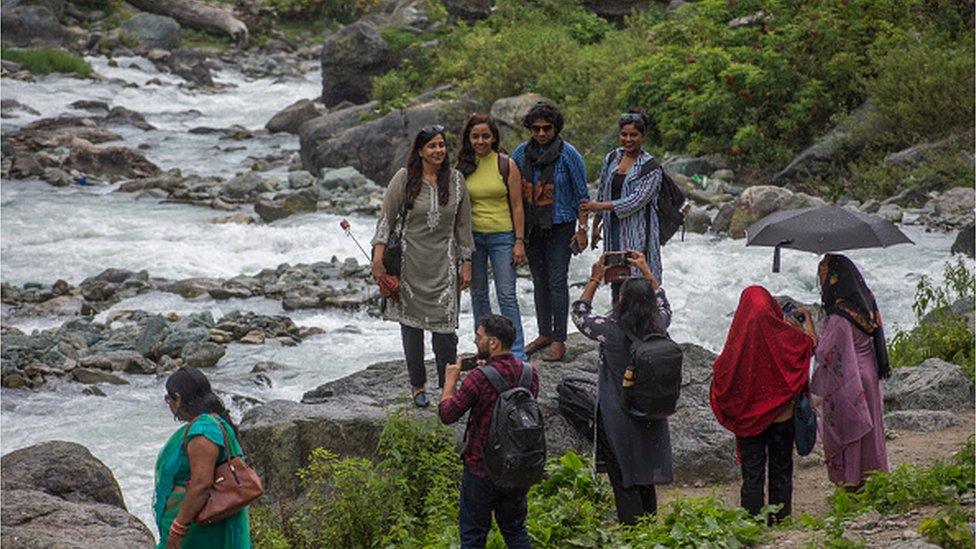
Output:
[884, 358, 974, 412]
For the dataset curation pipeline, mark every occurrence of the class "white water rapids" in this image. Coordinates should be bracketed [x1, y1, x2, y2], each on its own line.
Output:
[0, 57, 969, 533]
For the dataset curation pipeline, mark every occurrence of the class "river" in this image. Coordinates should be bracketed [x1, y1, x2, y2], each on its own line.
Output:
[0, 56, 968, 533]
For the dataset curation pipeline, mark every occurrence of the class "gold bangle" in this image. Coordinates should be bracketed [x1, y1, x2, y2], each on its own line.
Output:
[588, 277, 601, 285]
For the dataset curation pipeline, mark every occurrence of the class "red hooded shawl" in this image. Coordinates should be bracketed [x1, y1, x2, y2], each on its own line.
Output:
[710, 286, 813, 438]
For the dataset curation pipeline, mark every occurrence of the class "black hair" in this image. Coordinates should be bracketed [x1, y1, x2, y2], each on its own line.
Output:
[405, 126, 451, 209]
[618, 107, 650, 135]
[166, 367, 238, 434]
[613, 278, 663, 337]
[478, 314, 516, 350]
[522, 102, 564, 135]
[455, 113, 502, 177]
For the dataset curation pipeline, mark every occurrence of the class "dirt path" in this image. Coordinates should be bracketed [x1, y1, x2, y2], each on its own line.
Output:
[654, 411, 973, 546]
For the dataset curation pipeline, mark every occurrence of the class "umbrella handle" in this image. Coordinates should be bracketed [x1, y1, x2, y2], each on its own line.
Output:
[772, 240, 793, 273]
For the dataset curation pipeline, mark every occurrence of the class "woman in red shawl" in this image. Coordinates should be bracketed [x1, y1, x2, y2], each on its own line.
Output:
[710, 285, 816, 523]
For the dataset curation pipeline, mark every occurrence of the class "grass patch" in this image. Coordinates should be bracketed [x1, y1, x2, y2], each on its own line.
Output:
[181, 28, 231, 52]
[0, 47, 92, 77]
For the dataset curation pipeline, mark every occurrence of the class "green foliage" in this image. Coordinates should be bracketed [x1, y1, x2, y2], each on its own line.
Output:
[847, 135, 976, 199]
[251, 505, 293, 549]
[0, 47, 92, 77]
[619, 495, 767, 548]
[917, 504, 976, 549]
[828, 437, 975, 519]
[181, 28, 231, 51]
[264, 0, 377, 22]
[888, 259, 975, 377]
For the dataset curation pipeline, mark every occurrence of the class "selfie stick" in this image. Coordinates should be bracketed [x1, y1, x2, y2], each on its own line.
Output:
[339, 219, 372, 263]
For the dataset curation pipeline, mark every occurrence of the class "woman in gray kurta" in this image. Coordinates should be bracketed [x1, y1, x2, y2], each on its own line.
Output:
[570, 252, 673, 525]
[371, 126, 474, 407]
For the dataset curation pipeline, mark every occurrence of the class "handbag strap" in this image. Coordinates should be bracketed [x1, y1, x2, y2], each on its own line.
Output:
[182, 414, 238, 461]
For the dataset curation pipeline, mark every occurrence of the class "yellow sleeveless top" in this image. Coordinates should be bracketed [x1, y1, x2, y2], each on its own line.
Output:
[466, 152, 513, 233]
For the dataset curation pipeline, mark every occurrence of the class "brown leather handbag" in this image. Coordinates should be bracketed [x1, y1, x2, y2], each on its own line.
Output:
[182, 415, 264, 525]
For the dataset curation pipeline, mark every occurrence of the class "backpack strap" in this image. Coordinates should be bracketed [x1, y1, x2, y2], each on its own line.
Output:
[517, 361, 533, 390]
[480, 364, 510, 395]
[498, 152, 510, 182]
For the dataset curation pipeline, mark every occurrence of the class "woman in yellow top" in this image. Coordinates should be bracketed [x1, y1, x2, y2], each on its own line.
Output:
[456, 113, 527, 360]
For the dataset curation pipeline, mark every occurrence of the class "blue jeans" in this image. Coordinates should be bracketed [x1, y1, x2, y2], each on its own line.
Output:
[459, 466, 531, 549]
[470, 231, 526, 361]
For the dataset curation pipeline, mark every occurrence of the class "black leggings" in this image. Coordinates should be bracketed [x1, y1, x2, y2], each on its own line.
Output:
[400, 324, 457, 389]
[597, 414, 657, 525]
[738, 420, 794, 524]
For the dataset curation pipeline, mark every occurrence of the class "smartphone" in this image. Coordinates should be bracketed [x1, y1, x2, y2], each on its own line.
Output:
[460, 356, 478, 371]
[603, 251, 628, 267]
[781, 302, 805, 323]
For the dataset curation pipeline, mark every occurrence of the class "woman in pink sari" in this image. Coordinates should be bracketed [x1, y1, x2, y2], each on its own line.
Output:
[811, 254, 890, 489]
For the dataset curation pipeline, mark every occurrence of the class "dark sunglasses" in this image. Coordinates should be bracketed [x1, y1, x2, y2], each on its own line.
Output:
[418, 124, 445, 141]
[530, 123, 554, 133]
[619, 113, 644, 123]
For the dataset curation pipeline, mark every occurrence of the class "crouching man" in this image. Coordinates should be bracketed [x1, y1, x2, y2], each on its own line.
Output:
[439, 314, 546, 549]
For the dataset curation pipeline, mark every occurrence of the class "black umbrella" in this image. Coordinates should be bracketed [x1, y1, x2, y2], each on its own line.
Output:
[745, 205, 914, 272]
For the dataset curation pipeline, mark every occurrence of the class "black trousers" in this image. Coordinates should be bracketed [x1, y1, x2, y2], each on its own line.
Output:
[526, 222, 575, 342]
[737, 420, 794, 524]
[400, 324, 457, 389]
[597, 413, 657, 525]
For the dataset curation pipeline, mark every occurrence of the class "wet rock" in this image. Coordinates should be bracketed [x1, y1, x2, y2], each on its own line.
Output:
[103, 106, 154, 131]
[301, 98, 474, 183]
[320, 21, 397, 107]
[71, 367, 128, 385]
[490, 93, 551, 129]
[929, 186, 975, 218]
[318, 165, 367, 191]
[180, 341, 225, 368]
[1, 99, 40, 118]
[885, 410, 959, 432]
[726, 185, 794, 238]
[82, 385, 106, 397]
[251, 361, 287, 373]
[78, 351, 154, 374]
[157, 277, 223, 299]
[220, 172, 275, 200]
[1, 440, 126, 508]
[287, 170, 315, 190]
[884, 358, 974, 412]
[951, 222, 974, 258]
[240, 334, 736, 501]
[119, 13, 181, 51]
[1, 5, 70, 48]
[208, 213, 255, 224]
[65, 138, 161, 181]
[881, 186, 929, 209]
[255, 188, 318, 222]
[266, 99, 323, 135]
[684, 206, 711, 234]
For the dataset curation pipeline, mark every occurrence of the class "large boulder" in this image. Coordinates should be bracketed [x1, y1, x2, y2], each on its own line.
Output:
[239, 333, 737, 502]
[320, 21, 398, 107]
[726, 185, 793, 238]
[441, 0, 492, 20]
[951, 222, 975, 258]
[301, 98, 474, 183]
[1, 490, 154, 548]
[490, 93, 550, 129]
[929, 186, 975, 218]
[1, 441, 126, 508]
[0, 4, 70, 48]
[254, 189, 318, 223]
[64, 138, 161, 181]
[265, 99, 324, 135]
[884, 358, 974, 412]
[884, 410, 960, 432]
[119, 13, 181, 50]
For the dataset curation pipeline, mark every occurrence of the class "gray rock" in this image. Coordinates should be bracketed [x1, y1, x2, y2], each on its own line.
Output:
[951, 222, 974, 258]
[727, 10, 770, 29]
[860, 199, 881, 214]
[221, 172, 274, 199]
[1, 440, 126, 508]
[1, 489, 154, 548]
[265, 99, 323, 135]
[180, 340, 225, 368]
[65, 138, 160, 181]
[882, 186, 929, 208]
[320, 21, 397, 107]
[301, 98, 474, 183]
[490, 93, 551, 129]
[297, 101, 379, 152]
[157, 327, 209, 357]
[884, 358, 974, 412]
[1, 99, 40, 118]
[255, 189, 318, 223]
[319, 165, 367, 191]
[684, 206, 711, 234]
[239, 334, 737, 502]
[884, 410, 959, 432]
[726, 185, 794, 237]
[711, 202, 736, 234]
[287, 170, 316, 189]
[876, 204, 903, 223]
[929, 186, 975, 218]
[71, 368, 128, 385]
[0, 5, 69, 48]
[441, 0, 492, 20]
[883, 138, 954, 167]
[119, 13, 181, 50]
[710, 168, 735, 181]
[78, 351, 155, 374]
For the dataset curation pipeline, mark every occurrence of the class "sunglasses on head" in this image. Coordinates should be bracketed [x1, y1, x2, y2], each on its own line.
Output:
[619, 113, 644, 123]
[419, 124, 445, 141]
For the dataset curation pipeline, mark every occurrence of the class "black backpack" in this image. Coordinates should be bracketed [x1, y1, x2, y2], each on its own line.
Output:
[609, 151, 686, 246]
[555, 376, 597, 440]
[619, 330, 684, 421]
[481, 363, 546, 490]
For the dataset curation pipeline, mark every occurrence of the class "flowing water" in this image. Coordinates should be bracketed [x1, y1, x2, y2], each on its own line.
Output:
[0, 57, 969, 532]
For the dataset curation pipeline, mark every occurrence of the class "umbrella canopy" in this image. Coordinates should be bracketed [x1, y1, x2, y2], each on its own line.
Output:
[745, 205, 914, 272]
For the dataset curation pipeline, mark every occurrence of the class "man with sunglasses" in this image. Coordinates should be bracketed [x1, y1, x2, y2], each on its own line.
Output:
[511, 102, 589, 362]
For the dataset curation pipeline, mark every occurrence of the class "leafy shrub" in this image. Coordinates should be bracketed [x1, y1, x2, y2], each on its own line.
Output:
[888, 259, 975, 378]
[619, 495, 767, 548]
[917, 504, 976, 549]
[0, 47, 92, 77]
[264, 0, 377, 22]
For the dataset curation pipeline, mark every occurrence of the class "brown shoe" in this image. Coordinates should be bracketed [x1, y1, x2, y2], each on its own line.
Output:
[542, 341, 566, 362]
[524, 336, 552, 356]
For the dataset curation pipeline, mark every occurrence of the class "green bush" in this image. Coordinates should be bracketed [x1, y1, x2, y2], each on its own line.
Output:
[847, 135, 976, 199]
[888, 259, 975, 378]
[917, 504, 976, 549]
[0, 47, 92, 77]
[619, 495, 767, 548]
[264, 0, 377, 22]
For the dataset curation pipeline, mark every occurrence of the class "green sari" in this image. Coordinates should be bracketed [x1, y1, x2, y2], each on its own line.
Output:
[153, 414, 251, 548]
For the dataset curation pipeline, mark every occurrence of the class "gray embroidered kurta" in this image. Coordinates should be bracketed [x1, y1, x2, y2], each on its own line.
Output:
[372, 168, 474, 333]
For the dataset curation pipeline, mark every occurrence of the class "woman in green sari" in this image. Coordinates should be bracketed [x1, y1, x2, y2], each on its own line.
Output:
[154, 367, 251, 548]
